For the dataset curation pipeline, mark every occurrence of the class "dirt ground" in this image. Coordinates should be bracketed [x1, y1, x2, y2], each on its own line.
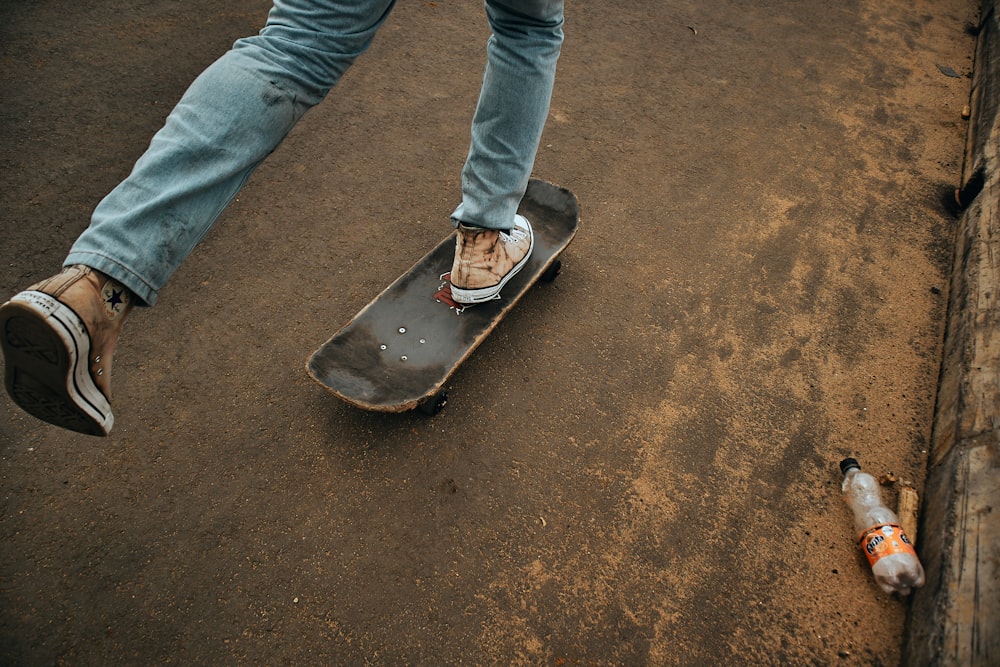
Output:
[0, 0, 977, 664]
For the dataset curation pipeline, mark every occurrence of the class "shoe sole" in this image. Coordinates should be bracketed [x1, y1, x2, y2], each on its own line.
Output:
[0, 292, 113, 436]
[451, 217, 535, 305]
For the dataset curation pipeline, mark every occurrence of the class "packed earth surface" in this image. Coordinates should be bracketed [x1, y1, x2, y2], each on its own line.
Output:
[0, 0, 978, 664]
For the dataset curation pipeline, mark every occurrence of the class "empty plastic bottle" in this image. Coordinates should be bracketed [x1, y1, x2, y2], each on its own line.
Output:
[840, 458, 925, 595]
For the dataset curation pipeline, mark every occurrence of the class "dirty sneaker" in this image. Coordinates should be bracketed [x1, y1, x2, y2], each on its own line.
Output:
[450, 214, 534, 304]
[0, 265, 133, 436]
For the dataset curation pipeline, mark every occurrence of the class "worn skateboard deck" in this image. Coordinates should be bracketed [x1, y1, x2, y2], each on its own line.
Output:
[307, 179, 579, 413]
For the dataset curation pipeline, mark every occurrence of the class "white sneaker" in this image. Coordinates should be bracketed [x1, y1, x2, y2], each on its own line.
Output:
[450, 215, 533, 304]
[0, 265, 133, 435]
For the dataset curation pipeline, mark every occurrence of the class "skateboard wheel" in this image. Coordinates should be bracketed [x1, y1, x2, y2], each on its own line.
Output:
[418, 390, 448, 416]
[540, 259, 562, 283]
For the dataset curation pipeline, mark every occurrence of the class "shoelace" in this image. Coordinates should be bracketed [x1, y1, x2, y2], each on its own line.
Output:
[501, 227, 529, 243]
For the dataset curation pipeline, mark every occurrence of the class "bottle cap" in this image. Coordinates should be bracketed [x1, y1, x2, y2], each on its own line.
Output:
[839, 457, 860, 474]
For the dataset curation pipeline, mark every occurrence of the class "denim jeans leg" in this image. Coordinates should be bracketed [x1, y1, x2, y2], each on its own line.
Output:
[452, 0, 564, 230]
[65, 0, 396, 306]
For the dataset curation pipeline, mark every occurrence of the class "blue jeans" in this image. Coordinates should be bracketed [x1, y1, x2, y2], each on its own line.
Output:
[66, 0, 564, 306]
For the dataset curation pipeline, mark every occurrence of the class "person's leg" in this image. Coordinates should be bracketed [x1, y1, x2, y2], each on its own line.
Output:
[67, 0, 397, 307]
[1, 0, 397, 434]
[450, 0, 563, 304]
[451, 0, 564, 230]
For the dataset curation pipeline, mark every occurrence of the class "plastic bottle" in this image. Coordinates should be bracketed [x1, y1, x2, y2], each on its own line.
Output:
[839, 458, 925, 595]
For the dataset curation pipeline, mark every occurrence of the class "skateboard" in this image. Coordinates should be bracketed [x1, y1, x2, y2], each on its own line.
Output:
[307, 179, 579, 414]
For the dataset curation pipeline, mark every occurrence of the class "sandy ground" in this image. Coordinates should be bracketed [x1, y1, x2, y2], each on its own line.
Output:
[0, 0, 977, 664]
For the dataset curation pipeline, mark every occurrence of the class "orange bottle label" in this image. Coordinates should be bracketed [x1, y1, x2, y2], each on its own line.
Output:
[858, 523, 917, 566]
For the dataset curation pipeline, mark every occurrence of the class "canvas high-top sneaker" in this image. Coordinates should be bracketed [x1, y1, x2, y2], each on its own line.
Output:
[0, 265, 133, 436]
[450, 214, 534, 304]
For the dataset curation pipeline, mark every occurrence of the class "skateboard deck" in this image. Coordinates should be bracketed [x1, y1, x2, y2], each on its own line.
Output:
[307, 179, 579, 413]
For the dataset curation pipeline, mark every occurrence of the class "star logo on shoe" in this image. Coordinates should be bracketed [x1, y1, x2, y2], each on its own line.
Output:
[100, 281, 130, 318]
